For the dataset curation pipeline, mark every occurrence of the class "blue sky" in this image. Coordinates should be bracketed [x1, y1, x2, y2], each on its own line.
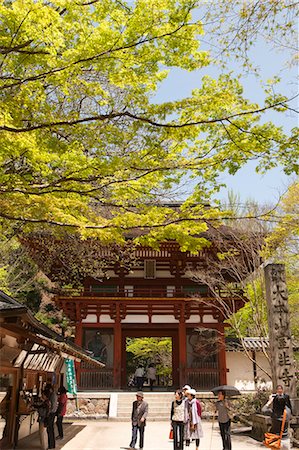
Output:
[153, 31, 298, 205]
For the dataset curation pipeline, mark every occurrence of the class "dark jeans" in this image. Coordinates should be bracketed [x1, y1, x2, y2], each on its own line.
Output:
[149, 379, 155, 391]
[130, 424, 145, 449]
[172, 421, 184, 449]
[136, 377, 144, 390]
[47, 412, 56, 449]
[56, 415, 64, 438]
[219, 420, 231, 450]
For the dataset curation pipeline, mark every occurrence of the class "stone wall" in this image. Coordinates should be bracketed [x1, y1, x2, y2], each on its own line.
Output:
[251, 414, 272, 441]
[66, 396, 109, 419]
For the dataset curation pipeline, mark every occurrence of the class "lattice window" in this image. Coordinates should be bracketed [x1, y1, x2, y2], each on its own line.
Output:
[144, 260, 156, 279]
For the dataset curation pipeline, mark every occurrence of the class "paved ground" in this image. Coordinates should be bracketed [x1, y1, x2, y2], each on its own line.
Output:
[59, 420, 264, 450]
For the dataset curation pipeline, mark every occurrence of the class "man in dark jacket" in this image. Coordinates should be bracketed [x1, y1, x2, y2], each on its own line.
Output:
[129, 392, 148, 450]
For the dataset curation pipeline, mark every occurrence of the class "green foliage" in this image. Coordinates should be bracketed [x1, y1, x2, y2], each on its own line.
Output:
[225, 182, 299, 345]
[233, 388, 272, 417]
[226, 275, 268, 338]
[0, 237, 71, 335]
[202, 0, 298, 70]
[0, 237, 43, 311]
[0, 1, 297, 248]
[126, 337, 172, 380]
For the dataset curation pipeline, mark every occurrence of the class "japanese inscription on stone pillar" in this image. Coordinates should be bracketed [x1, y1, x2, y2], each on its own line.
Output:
[264, 263, 296, 399]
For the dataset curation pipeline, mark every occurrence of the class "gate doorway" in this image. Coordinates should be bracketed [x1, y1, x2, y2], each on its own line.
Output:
[121, 328, 179, 390]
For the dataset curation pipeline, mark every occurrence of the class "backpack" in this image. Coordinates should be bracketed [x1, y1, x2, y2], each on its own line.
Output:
[196, 399, 202, 418]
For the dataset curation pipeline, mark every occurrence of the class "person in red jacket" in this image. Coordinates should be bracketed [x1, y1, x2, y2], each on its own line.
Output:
[56, 386, 67, 440]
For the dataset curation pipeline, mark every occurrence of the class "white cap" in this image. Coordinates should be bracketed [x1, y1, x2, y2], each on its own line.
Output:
[187, 388, 197, 396]
[182, 384, 191, 390]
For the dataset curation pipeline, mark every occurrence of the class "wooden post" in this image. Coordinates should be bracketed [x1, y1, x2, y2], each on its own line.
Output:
[179, 303, 187, 386]
[113, 304, 122, 389]
[218, 325, 227, 385]
[264, 264, 297, 411]
[74, 317, 83, 387]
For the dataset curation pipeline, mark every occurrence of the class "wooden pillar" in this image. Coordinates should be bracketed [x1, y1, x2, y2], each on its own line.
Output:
[74, 304, 83, 386]
[218, 324, 227, 385]
[113, 304, 122, 389]
[179, 303, 187, 386]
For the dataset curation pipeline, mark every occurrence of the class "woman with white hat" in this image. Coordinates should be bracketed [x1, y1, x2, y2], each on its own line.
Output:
[184, 388, 203, 450]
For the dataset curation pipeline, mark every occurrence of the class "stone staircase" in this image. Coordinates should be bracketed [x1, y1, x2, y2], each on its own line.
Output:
[115, 392, 174, 421]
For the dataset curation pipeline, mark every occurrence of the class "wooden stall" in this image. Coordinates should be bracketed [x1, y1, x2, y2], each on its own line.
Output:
[0, 290, 103, 448]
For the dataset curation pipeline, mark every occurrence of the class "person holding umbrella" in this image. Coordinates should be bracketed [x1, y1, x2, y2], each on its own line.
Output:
[212, 385, 239, 450]
[215, 390, 233, 450]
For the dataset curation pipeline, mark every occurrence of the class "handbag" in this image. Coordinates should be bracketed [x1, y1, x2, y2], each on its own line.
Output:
[169, 428, 173, 440]
[263, 409, 287, 449]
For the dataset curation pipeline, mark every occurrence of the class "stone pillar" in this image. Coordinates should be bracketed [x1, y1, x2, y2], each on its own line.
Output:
[264, 264, 297, 412]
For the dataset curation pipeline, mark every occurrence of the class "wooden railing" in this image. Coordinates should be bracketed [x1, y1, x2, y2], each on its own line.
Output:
[87, 288, 189, 298]
[186, 369, 220, 390]
[59, 286, 244, 299]
[80, 369, 113, 390]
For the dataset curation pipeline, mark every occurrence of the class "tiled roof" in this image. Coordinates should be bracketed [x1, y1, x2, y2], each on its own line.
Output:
[226, 337, 298, 351]
[0, 291, 27, 314]
[0, 290, 104, 367]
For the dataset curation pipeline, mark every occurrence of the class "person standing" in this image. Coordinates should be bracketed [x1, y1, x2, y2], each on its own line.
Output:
[56, 386, 67, 440]
[215, 390, 232, 450]
[147, 364, 156, 391]
[129, 392, 148, 450]
[170, 389, 185, 450]
[35, 390, 50, 450]
[45, 383, 58, 449]
[262, 384, 292, 450]
[182, 385, 192, 398]
[184, 389, 203, 450]
[134, 365, 145, 391]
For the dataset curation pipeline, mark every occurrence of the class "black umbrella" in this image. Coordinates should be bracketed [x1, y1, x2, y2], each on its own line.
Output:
[211, 385, 241, 397]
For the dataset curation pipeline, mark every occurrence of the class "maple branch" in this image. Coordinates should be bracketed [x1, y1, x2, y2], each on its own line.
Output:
[1, 95, 297, 133]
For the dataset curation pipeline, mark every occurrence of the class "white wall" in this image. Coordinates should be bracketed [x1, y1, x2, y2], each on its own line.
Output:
[226, 351, 272, 391]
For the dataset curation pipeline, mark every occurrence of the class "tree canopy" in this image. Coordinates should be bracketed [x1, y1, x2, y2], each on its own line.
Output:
[0, 0, 298, 250]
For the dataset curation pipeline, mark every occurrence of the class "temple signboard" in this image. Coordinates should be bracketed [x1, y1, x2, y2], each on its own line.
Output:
[65, 358, 78, 395]
[264, 263, 297, 400]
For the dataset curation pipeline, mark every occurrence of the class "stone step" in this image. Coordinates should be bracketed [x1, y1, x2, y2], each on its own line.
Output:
[116, 392, 174, 419]
[117, 395, 174, 399]
[118, 406, 171, 412]
[109, 416, 170, 422]
[118, 401, 172, 407]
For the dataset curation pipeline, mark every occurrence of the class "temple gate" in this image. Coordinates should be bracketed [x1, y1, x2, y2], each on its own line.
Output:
[49, 241, 246, 390]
